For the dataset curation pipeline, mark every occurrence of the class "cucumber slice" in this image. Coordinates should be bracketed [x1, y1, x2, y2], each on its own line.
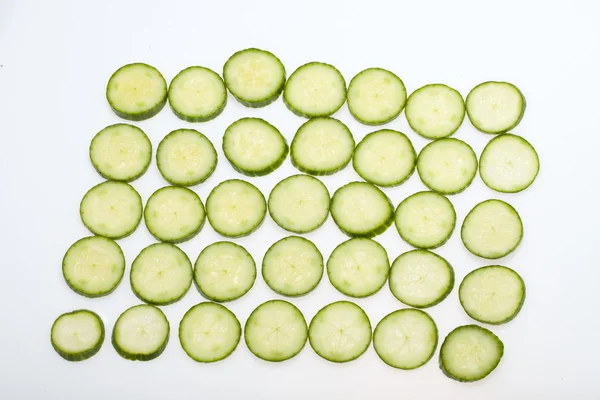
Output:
[373, 309, 437, 370]
[394, 191, 456, 249]
[440, 325, 504, 382]
[130, 243, 193, 305]
[283, 62, 346, 118]
[461, 199, 523, 259]
[179, 302, 241, 362]
[291, 117, 354, 175]
[223, 48, 285, 107]
[268, 174, 330, 233]
[405, 84, 465, 139]
[262, 236, 324, 296]
[459, 265, 525, 325]
[168, 66, 226, 122]
[466, 81, 525, 134]
[223, 118, 288, 176]
[309, 301, 371, 363]
[89, 124, 152, 182]
[206, 179, 266, 238]
[144, 186, 205, 243]
[156, 129, 217, 186]
[112, 304, 169, 361]
[194, 241, 256, 302]
[417, 138, 478, 195]
[347, 68, 407, 125]
[62, 236, 125, 297]
[51, 310, 104, 361]
[327, 238, 389, 298]
[352, 129, 416, 187]
[244, 300, 308, 362]
[80, 181, 142, 239]
[330, 182, 394, 238]
[389, 250, 454, 308]
[106, 63, 167, 121]
[479, 134, 540, 193]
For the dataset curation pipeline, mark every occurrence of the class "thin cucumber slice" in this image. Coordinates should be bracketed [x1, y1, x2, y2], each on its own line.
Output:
[440, 325, 504, 382]
[112, 304, 169, 361]
[51, 310, 104, 361]
[291, 117, 354, 175]
[479, 134, 539, 193]
[144, 186, 205, 243]
[394, 191, 456, 249]
[283, 62, 346, 118]
[168, 66, 226, 122]
[156, 129, 217, 186]
[347, 68, 407, 125]
[62, 236, 125, 297]
[89, 124, 152, 182]
[309, 301, 371, 363]
[459, 265, 525, 325]
[461, 199, 523, 259]
[268, 174, 330, 233]
[244, 300, 308, 362]
[466, 81, 525, 134]
[194, 241, 256, 302]
[327, 238, 389, 298]
[373, 309, 438, 370]
[262, 236, 324, 297]
[223, 118, 288, 176]
[417, 138, 478, 195]
[130, 243, 193, 305]
[106, 63, 167, 121]
[389, 250, 454, 308]
[223, 48, 285, 107]
[179, 302, 241, 362]
[331, 182, 394, 238]
[80, 181, 142, 239]
[405, 84, 465, 139]
[352, 129, 416, 187]
[206, 179, 266, 238]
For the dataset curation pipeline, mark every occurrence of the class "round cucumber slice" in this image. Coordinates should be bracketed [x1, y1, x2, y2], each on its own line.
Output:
[405, 84, 465, 139]
[179, 302, 241, 363]
[144, 186, 205, 243]
[466, 81, 525, 134]
[156, 129, 217, 186]
[394, 191, 456, 249]
[459, 265, 525, 324]
[461, 199, 523, 259]
[130, 243, 193, 305]
[352, 129, 416, 187]
[168, 66, 226, 122]
[347, 68, 407, 125]
[327, 238, 389, 298]
[283, 62, 346, 118]
[223, 48, 286, 107]
[262, 236, 324, 297]
[244, 300, 308, 362]
[106, 63, 167, 121]
[268, 174, 330, 233]
[89, 123, 152, 182]
[223, 118, 288, 176]
[62, 236, 125, 297]
[51, 310, 105, 362]
[80, 181, 142, 239]
[112, 304, 169, 361]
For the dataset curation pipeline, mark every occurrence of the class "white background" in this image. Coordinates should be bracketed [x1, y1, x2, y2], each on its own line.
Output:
[1, 0, 599, 398]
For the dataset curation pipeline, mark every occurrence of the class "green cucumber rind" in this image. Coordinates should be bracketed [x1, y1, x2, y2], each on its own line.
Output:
[223, 48, 286, 108]
[112, 305, 170, 361]
[168, 66, 227, 122]
[466, 81, 526, 134]
[459, 265, 526, 325]
[439, 324, 504, 382]
[51, 310, 105, 362]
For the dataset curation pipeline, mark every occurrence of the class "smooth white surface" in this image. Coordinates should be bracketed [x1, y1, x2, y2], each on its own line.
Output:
[1, 0, 599, 398]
